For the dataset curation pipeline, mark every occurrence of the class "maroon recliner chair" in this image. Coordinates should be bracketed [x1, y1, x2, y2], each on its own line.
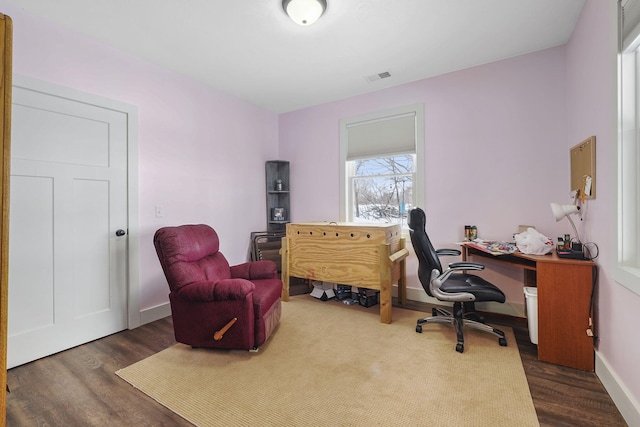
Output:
[154, 224, 282, 350]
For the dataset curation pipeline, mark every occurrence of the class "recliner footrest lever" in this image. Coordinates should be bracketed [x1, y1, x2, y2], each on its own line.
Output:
[214, 317, 238, 341]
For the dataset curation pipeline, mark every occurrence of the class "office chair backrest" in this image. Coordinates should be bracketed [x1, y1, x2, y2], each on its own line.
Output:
[408, 208, 444, 297]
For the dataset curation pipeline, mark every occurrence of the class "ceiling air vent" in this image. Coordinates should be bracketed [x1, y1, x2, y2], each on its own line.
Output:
[365, 71, 392, 83]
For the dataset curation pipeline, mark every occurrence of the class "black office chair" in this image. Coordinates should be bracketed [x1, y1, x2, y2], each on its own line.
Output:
[408, 207, 507, 353]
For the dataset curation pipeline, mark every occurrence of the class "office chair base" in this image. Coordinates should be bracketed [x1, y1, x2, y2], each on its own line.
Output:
[416, 304, 507, 353]
[431, 305, 484, 323]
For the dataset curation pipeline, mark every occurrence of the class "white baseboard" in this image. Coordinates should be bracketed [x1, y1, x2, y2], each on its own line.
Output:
[139, 302, 171, 326]
[399, 286, 526, 318]
[140, 287, 524, 327]
[596, 351, 640, 426]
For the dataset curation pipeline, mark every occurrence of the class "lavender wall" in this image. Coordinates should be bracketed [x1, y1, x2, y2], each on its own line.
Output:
[566, 0, 640, 417]
[280, 46, 570, 306]
[2, 4, 280, 311]
[278, 0, 639, 418]
[3, 0, 637, 419]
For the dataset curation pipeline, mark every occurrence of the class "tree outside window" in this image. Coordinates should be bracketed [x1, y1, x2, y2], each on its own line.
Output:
[350, 154, 414, 227]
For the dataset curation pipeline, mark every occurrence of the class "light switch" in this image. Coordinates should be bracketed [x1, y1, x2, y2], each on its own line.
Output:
[155, 206, 163, 218]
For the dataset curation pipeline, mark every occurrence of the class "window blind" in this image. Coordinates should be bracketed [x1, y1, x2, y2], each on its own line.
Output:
[346, 113, 416, 160]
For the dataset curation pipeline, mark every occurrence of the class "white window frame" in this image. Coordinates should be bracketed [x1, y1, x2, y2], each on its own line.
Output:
[339, 104, 424, 226]
[616, 0, 640, 295]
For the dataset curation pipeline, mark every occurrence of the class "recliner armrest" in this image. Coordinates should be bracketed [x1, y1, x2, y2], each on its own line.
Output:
[436, 249, 461, 257]
[175, 279, 255, 302]
[231, 260, 278, 280]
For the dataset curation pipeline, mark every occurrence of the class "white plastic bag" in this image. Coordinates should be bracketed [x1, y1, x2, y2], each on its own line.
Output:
[514, 227, 554, 255]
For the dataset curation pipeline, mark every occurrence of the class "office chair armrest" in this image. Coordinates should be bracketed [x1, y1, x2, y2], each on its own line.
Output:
[436, 249, 461, 257]
[430, 269, 476, 302]
[435, 262, 486, 287]
[448, 261, 485, 271]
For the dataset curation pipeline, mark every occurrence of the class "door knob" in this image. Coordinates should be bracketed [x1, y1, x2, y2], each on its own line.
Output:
[115, 229, 126, 236]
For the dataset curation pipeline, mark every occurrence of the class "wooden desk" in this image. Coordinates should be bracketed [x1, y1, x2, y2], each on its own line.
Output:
[280, 222, 409, 324]
[462, 245, 596, 371]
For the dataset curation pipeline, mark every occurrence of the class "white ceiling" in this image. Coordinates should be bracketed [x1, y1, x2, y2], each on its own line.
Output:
[6, 0, 586, 113]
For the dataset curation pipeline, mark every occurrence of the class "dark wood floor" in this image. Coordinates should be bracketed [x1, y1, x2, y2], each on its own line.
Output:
[5, 298, 628, 426]
[402, 299, 628, 427]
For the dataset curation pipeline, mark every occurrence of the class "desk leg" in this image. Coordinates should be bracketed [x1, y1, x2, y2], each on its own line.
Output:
[524, 270, 536, 287]
[461, 246, 469, 262]
[537, 262, 594, 370]
[280, 237, 290, 302]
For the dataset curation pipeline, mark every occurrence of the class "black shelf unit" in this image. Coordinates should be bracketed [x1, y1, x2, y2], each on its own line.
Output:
[265, 160, 290, 232]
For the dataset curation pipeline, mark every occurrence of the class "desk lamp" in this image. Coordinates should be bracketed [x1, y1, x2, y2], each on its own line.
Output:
[550, 203, 581, 244]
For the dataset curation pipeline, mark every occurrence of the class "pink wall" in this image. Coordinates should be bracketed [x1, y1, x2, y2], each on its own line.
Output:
[280, 46, 570, 305]
[1, 4, 280, 310]
[279, 0, 639, 416]
[566, 0, 640, 412]
[4, 0, 637, 416]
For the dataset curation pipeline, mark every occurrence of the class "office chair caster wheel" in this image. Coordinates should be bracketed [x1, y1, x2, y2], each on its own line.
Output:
[456, 343, 464, 353]
[416, 325, 422, 333]
[432, 308, 438, 316]
[499, 337, 507, 347]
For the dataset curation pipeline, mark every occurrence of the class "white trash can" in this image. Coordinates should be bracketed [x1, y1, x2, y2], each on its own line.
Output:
[523, 287, 538, 345]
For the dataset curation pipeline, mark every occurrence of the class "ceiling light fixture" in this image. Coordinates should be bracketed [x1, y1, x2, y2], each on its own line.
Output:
[282, 0, 327, 26]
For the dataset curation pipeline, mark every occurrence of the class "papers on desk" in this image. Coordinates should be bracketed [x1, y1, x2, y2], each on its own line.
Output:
[462, 240, 518, 256]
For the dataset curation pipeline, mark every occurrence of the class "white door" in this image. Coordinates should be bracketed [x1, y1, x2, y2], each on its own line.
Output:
[7, 82, 129, 368]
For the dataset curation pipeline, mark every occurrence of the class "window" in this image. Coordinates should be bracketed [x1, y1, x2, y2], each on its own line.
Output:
[349, 155, 414, 225]
[617, 0, 640, 295]
[339, 104, 424, 227]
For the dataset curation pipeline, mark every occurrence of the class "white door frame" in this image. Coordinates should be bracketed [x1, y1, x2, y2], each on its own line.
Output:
[13, 74, 141, 329]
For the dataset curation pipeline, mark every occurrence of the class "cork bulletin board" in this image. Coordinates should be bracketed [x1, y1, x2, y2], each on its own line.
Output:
[570, 136, 595, 199]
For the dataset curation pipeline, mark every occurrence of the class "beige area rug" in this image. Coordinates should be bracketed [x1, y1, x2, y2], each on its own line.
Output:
[116, 296, 539, 427]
